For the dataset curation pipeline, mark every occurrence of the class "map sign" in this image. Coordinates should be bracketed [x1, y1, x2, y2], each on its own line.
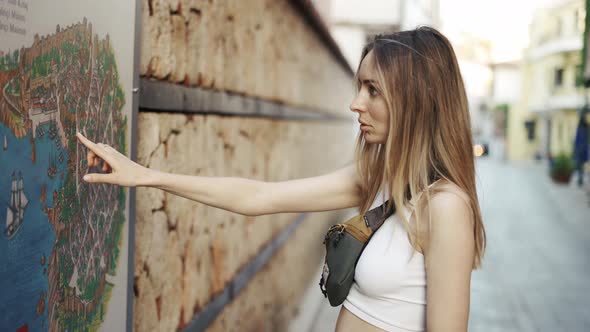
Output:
[0, 0, 138, 331]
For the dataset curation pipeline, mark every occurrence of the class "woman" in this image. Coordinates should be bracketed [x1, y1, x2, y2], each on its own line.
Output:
[77, 26, 485, 331]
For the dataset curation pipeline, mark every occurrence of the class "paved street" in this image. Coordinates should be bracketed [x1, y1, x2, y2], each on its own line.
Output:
[306, 158, 590, 332]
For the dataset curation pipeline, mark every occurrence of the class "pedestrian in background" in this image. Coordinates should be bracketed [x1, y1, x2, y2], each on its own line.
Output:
[76, 26, 485, 332]
[573, 111, 589, 187]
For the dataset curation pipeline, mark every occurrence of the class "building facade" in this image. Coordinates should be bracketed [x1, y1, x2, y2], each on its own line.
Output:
[509, 0, 587, 161]
[318, 0, 439, 69]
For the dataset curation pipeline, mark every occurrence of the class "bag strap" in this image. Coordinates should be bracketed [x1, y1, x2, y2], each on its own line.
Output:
[363, 199, 395, 232]
[365, 178, 443, 232]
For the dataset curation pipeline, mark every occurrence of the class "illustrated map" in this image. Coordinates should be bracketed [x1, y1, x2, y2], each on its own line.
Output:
[0, 15, 130, 331]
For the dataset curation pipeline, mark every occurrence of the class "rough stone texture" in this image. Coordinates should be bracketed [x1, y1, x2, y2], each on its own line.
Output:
[140, 0, 353, 115]
[134, 113, 355, 331]
[134, 0, 357, 330]
[207, 211, 347, 332]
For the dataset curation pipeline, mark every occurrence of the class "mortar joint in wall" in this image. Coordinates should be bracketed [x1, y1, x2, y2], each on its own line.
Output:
[155, 295, 162, 321]
[133, 276, 140, 297]
[170, 8, 180, 15]
[192, 303, 201, 316]
[180, 244, 188, 275]
[143, 262, 150, 278]
[147, 0, 154, 16]
[177, 307, 187, 330]
[150, 204, 165, 214]
[159, 193, 178, 233]
[150, 189, 167, 217]
[147, 127, 182, 164]
[238, 129, 250, 139]
[166, 216, 177, 232]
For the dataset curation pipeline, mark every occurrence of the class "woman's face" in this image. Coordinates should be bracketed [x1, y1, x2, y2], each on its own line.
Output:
[350, 50, 390, 144]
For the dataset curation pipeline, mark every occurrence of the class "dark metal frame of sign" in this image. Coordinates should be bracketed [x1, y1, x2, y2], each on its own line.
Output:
[128, 0, 142, 330]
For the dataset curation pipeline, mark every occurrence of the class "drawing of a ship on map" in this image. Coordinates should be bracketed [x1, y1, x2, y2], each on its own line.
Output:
[5, 171, 28, 239]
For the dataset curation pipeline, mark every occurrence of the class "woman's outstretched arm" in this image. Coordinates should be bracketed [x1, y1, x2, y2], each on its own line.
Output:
[76, 132, 360, 216]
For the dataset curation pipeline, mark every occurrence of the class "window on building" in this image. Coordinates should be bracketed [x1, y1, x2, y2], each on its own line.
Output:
[554, 68, 564, 87]
[575, 64, 584, 87]
[577, 8, 586, 32]
[556, 17, 562, 37]
[524, 120, 536, 141]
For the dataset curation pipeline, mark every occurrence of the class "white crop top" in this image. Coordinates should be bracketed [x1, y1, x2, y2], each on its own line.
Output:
[342, 182, 440, 332]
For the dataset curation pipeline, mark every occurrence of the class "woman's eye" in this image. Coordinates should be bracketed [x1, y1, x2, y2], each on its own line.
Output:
[369, 86, 378, 96]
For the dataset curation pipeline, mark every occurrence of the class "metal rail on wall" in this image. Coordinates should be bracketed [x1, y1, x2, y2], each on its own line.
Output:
[138, 79, 349, 122]
[181, 213, 308, 332]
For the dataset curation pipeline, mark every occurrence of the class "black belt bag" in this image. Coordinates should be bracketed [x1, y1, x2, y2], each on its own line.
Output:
[319, 200, 396, 306]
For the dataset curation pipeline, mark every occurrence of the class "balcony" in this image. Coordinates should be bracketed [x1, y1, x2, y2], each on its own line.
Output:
[529, 93, 585, 113]
[528, 36, 582, 61]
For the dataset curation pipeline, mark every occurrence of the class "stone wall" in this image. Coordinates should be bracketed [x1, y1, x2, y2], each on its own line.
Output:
[141, 0, 354, 115]
[134, 0, 356, 331]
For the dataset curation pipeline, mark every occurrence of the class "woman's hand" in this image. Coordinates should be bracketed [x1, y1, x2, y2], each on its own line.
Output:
[76, 132, 149, 187]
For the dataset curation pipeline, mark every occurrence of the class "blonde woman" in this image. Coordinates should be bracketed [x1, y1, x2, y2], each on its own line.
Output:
[78, 26, 485, 332]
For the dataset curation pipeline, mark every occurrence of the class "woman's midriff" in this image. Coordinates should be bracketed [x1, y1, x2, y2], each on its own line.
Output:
[335, 306, 387, 332]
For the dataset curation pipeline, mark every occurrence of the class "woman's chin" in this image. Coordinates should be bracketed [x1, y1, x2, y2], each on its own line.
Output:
[363, 132, 385, 144]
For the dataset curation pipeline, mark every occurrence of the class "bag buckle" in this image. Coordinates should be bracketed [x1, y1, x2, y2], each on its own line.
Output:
[328, 224, 346, 233]
[323, 224, 346, 245]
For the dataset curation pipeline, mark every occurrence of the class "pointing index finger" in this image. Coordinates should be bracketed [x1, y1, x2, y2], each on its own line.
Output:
[76, 132, 111, 161]
[76, 132, 99, 151]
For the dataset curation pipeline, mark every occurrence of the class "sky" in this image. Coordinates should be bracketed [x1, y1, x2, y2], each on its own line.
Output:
[440, 0, 559, 62]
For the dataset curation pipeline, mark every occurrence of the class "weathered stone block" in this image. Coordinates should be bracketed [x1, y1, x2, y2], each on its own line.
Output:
[140, 0, 353, 115]
[148, 0, 173, 79]
[170, 14, 187, 83]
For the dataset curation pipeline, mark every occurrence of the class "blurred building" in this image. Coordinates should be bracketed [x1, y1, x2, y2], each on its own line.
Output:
[314, 0, 440, 138]
[437, 27, 516, 160]
[484, 61, 522, 160]
[315, 0, 440, 69]
[491, 62, 522, 109]
[508, 0, 587, 161]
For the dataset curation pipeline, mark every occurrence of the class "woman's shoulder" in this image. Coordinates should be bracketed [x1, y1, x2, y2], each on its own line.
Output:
[412, 179, 473, 225]
[412, 179, 475, 252]
[427, 179, 471, 207]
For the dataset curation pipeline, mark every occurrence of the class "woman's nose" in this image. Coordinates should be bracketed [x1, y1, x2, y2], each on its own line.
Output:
[349, 95, 365, 114]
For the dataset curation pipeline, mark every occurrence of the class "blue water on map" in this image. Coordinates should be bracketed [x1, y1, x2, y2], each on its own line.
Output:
[0, 122, 69, 331]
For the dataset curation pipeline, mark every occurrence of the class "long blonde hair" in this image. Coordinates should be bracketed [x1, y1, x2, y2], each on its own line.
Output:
[354, 26, 486, 268]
